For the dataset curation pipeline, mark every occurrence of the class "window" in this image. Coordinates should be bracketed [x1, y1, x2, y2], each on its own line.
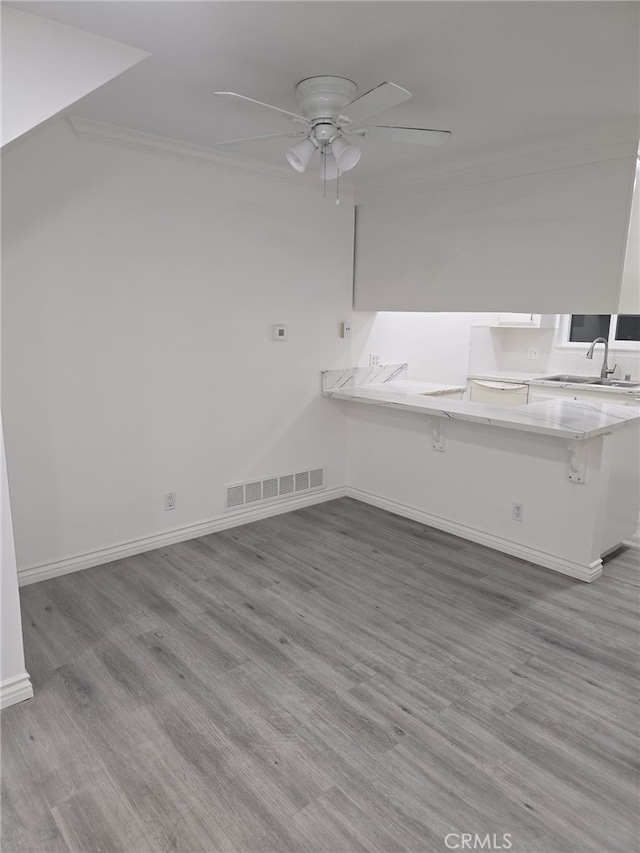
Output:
[615, 314, 640, 341]
[568, 315, 611, 343]
[563, 315, 640, 349]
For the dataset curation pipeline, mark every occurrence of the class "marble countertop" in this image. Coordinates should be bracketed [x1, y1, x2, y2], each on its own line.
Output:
[323, 385, 640, 440]
[526, 377, 640, 395]
[365, 380, 466, 396]
[469, 371, 640, 396]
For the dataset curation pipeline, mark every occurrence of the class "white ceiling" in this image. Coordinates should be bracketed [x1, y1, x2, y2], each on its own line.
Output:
[8, 1, 640, 186]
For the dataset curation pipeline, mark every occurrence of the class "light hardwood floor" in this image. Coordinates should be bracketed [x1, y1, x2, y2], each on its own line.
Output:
[2, 498, 638, 853]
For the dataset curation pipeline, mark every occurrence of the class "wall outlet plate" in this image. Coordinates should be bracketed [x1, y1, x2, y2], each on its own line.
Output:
[340, 322, 352, 338]
[271, 324, 287, 341]
[369, 353, 381, 367]
[164, 491, 176, 511]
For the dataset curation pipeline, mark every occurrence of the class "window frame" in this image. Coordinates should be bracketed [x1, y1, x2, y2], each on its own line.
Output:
[557, 314, 640, 352]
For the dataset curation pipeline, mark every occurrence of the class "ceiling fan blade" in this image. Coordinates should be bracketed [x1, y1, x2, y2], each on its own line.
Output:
[214, 92, 310, 125]
[215, 131, 307, 147]
[341, 82, 412, 125]
[349, 125, 452, 147]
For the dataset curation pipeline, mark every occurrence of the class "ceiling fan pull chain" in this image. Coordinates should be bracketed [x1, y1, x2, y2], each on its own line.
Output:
[322, 150, 327, 198]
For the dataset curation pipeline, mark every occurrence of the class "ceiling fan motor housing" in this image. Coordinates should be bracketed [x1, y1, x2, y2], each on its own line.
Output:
[312, 122, 339, 148]
[296, 76, 358, 121]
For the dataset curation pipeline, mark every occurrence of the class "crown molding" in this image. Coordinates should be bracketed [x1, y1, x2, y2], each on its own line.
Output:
[66, 116, 326, 188]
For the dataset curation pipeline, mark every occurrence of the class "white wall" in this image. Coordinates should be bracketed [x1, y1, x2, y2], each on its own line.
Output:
[352, 312, 497, 385]
[1, 7, 148, 148]
[0, 425, 33, 707]
[2, 120, 355, 575]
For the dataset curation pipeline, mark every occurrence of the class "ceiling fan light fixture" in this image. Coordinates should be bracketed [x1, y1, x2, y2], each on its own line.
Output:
[286, 137, 316, 173]
[330, 135, 361, 172]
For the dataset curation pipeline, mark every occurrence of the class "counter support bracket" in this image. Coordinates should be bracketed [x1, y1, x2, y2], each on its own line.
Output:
[432, 419, 447, 452]
[567, 440, 588, 483]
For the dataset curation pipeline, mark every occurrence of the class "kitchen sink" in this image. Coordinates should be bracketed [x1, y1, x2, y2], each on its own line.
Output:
[539, 375, 602, 384]
[539, 375, 640, 389]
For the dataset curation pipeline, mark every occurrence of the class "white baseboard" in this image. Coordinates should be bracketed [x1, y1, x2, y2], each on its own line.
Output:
[0, 673, 34, 710]
[18, 487, 347, 587]
[346, 487, 603, 583]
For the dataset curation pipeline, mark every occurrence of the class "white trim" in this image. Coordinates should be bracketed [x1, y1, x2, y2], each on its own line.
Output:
[17, 487, 346, 587]
[66, 116, 343, 190]
[0, 673, 33, 710]
[346, 487, 603, 583]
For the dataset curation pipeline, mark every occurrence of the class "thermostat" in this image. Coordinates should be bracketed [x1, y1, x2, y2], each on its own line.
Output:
[271, 324, 287, 341]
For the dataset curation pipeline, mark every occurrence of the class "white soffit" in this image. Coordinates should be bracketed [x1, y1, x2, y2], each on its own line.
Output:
[1, 7, 149, 147]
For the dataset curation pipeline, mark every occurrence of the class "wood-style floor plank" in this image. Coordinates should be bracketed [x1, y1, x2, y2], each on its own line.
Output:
[2, 497, 638, 853]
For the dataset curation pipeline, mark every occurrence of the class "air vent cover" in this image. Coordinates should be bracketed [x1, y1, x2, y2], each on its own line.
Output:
[279, 474, 294, 496]
[225, 467, 324, 511]
[245, 481, 262, 503]
[263, 477, 278, 499]
[310, 468, 324, 488]
[226, 484, 245, 508]
[295, 471, 310, 492]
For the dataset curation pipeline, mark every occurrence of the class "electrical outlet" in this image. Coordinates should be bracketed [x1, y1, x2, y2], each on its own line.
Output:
[369, 353, 381, 367]
[340, 322, 352, 338]
[527, 348, 539, 360]
[512, 502, 524, 522]
[164, 491, 176, 511]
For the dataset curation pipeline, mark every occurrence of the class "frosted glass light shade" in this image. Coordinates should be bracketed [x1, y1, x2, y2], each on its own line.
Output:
[319, 152, 342, 181]
[331, 136, 361, 172]
[286, 137, 316, 173]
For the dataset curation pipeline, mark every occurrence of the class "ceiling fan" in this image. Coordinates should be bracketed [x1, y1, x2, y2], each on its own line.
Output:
[214, 76, 451, 180]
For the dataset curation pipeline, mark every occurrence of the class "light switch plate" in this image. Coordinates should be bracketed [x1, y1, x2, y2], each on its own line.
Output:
[271, 324, 287, 341]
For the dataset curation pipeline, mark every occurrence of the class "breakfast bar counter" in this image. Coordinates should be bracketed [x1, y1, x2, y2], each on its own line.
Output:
[322, 364, 640, 582]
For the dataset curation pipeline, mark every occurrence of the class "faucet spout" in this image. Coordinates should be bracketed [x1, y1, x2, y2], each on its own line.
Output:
[586, 337, 616, 378]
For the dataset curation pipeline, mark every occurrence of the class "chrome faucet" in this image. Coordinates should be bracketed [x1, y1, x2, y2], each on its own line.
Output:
[586, 337, 616, 378]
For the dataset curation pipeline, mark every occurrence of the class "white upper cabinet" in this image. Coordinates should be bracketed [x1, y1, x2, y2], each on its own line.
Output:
[353, 145, 637, 313]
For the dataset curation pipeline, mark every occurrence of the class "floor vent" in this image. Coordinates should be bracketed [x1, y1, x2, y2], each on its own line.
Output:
[225, 467, 325, 511]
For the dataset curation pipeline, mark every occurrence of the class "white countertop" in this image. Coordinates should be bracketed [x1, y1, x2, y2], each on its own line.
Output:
[527, 377, 640, 396]
[323, 385, 640, 440]
[469, 371, 640, 396]
[365, 380, 466, 396]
